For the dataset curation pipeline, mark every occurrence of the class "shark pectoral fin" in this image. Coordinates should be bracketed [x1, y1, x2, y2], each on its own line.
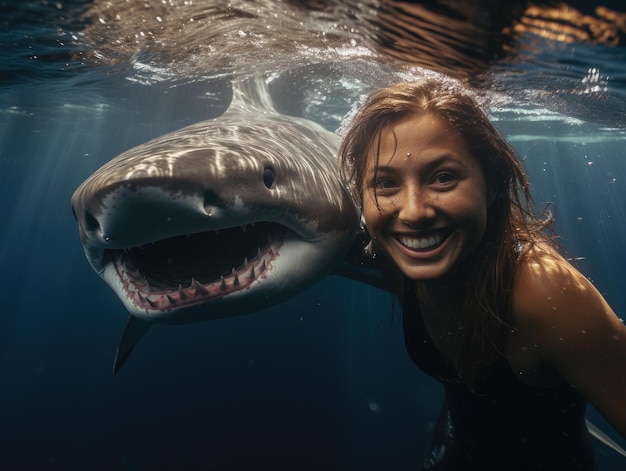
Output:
[113, 316, 151, 374]
[586, 419, 626, 458]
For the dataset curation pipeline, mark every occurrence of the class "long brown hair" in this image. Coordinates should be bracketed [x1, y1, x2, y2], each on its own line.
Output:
[338, 79, 555, 384]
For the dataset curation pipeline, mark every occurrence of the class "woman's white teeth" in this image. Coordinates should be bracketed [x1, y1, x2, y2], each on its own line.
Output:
[399, 234, 442, 250]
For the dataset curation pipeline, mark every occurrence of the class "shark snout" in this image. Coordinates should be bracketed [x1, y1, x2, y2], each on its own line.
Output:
[72, 180, 219, 249]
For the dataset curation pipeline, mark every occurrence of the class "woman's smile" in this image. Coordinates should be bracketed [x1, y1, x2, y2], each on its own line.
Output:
[396, 230, 451, 252]
[392, 228, 457, 265]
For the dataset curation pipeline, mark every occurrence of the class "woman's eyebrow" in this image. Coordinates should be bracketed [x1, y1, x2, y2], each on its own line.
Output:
[364, 164, 397, 180]
[373, 154, 464, 173]
[424, 154, 468, 170]
[424, 152, 464, 163]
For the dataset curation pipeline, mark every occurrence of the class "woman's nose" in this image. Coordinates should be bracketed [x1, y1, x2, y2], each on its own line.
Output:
[398, 187, 435, 225]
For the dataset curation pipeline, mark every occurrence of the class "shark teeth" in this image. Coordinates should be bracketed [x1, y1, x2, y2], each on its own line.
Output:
[192, 278, 208, 294]
[115, 232, 282, 311]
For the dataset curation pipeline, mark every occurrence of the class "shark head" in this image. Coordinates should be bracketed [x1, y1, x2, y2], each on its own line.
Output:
[71, 77, 360, 325]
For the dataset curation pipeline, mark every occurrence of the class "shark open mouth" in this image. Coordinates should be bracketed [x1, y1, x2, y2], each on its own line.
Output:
[109, 222, 285, 312]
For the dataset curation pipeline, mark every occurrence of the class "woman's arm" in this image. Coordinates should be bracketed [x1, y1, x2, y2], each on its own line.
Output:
[513, 247, 626, 439]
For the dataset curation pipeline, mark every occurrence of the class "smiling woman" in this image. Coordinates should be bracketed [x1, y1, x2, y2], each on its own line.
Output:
[338, 79, 626, 470]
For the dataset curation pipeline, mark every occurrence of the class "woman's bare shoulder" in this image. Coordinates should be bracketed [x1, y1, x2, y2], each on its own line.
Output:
[512, 243, 626, 438]
[512, 243, 617, 337]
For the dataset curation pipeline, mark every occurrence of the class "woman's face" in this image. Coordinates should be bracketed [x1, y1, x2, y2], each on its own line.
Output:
[362, 112, 490, 281]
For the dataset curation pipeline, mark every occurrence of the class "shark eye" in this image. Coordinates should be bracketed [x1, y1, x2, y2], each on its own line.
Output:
[83, 211, 101, 233]
[263, 166, 275, 189]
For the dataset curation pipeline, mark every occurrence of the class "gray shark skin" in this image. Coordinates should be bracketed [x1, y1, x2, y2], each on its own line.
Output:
[72, 77, 360, 371]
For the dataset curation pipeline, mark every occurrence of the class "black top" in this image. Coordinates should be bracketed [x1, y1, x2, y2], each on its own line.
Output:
[402, 281, 594, 470]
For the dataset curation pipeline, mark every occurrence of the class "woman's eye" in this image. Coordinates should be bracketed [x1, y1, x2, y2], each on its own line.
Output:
[375, 179, 396, 190]
[433, 172, 456, 185]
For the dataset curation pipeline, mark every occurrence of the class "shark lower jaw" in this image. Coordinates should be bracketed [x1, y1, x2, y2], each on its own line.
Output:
[98, 222, 287, 315]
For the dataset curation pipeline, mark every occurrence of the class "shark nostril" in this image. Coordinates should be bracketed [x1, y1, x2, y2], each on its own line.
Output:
[204, 190, 221, 216]
[84, 212, 101, 233]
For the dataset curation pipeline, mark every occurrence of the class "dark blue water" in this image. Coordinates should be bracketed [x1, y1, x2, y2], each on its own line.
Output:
[1, 1, 626, 470]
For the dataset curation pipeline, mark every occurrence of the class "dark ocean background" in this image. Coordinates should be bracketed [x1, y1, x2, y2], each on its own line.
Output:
[1, 1, 626, 469]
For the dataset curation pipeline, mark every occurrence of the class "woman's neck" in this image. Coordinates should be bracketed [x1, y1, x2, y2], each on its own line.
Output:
[414, 262, 471, 311]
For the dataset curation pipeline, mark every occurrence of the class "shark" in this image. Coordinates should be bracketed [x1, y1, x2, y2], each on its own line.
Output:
[71, 76, 372, 373]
